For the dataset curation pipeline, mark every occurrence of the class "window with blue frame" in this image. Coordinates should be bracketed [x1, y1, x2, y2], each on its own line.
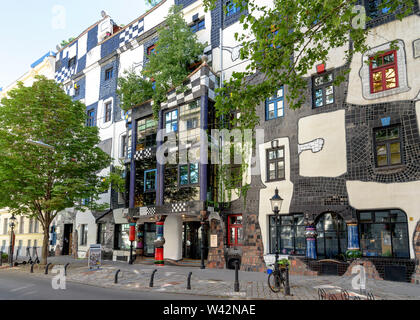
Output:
[165, 109, 178, 133]
[87, 109, 95, 127]
[144, 169, 157, 192]
[366, 0, 391, 19]
[105, 68, 114, 81]
[226, 0, 241, 16]
[190, 19, 205, 33]
[179, 163, 199, 186]
[265, 86, 284, 120]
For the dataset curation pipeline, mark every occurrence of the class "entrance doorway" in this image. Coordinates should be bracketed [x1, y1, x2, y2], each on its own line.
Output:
[62, 224, 73, 256]
[143, 223, 156, 257]
[182, 222, 208, 260]
[316, 212, 347, 260]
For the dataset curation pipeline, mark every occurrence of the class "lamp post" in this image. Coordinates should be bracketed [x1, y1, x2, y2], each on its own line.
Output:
[8, 214, 17, 267]
[270, 188, 284, 284]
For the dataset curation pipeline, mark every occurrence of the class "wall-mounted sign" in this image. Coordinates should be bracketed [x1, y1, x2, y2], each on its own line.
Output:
[210, 235, 218, 248]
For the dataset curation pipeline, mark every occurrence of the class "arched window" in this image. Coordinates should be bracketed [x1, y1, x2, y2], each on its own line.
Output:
[358, 209, 409, 258]
[316, 212, 347, 259]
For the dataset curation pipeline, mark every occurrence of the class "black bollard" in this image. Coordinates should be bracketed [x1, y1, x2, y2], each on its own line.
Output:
[149, 269, 157, 288]
[284, 265, 291, 296]
[114, 269, 121, 284]
[30, 262, 34, 274]
[45, 263, 52, 275]
[187, 272, 192, 290]
[234, 261, 240, 292]
[64, 263, 70, 276]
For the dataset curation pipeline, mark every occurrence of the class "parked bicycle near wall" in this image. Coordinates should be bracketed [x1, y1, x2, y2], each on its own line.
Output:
[267, 258, 290, 294]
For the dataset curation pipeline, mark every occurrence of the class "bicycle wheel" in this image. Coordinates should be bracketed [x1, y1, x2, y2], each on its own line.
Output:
[268, 273, 282, 293]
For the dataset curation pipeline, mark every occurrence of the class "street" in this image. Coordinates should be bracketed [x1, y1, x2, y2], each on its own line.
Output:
[0, 271, 220, 300]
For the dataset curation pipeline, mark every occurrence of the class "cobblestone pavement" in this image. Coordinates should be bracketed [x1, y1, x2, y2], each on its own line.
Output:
[2, 256, 420, 300]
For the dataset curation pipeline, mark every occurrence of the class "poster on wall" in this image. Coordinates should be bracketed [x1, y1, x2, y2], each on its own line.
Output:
[210, 235, 218, 248]
[88, 244, 102, 270]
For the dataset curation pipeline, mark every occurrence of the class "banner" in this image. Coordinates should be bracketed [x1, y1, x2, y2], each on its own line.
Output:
[88, 244, 102, 270]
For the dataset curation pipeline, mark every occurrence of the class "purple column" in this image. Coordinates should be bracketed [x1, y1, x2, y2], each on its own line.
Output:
[129, 120, 137, 209]
[199, 94, 208, 202]
[156, 109, 164, 206]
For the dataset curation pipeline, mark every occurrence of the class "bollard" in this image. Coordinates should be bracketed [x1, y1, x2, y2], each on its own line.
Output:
[114, 269, 121, 284]
[64, 263, 70, 276]
[30, 262, 34, 274]
[284, 265, 291, 296]
[149, 269, 157, 288]
[234, 261, 240, 292]
[45, 263, 52, 275]
[318, 288, 327, 300]
[341, 290, 350, 301]
[187, 272, 192, 290]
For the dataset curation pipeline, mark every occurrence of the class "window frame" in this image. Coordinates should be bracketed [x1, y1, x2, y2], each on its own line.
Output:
[225, 0, 241, 17]
[312, 72, 335, 108]
[68, 57, 76, 69]
[369, 50, 399, 94]
[190, 19, 205, 33]
[147, 44, 156, 56]
[80, 224, 88, 246]
[373, 125, 403, 168]
[87, 109, 95, 127]
[178, 163, 199, 187]
[104, 102, 112, 123]
[164, 108, 179, 133]
[266, 146, 286, 182]
[105, 67, 114, 81]
[265, 86, 285, 120]
[227, 214, 243, 247]
[144, 169, 157, 193]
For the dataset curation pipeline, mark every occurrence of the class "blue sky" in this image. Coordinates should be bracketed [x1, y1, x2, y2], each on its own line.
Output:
[0, 0, 149, 89]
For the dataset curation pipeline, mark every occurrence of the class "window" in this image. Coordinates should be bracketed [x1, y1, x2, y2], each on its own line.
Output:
[80, 224, 88, 245]
[186, 117, 199, 130]
[265, 86, 284, 120]
[147, 45, 156, 56]
[144, 169, 157, 192]
[266, 146, 285, 182]
[121, 135, 127, 158]
[179, 163, 199, 186]
[68, 57, 76, 68]
[3, 218, 8, 235]
[316, 213, 347, 259]
[374, 125, 402, 167]
[29, 219, 33, 234]
[190, 19, 205, 33]
[97, 223, 107, 245]
[87, 109, 95, 127]
[19, 217, 24, 234]
[369, 50, 398, 93]
[228, 215, 243, 246]
[104, 102, 112, 123]
[105, 68, 114, 81]
[269, 214, 306, 255]
[366, 0, 391, 19]
[313, 72, 334, 108]
[34, 220, 39, 233]
[1, 240, 5, 252]
[358, 210, 409, 258]
[137, 117, 157, 151]
[27, 240, 31, 253]
[226, 1, 241, 16]
[165, 109, 179, 133]
[114, 224, 130, 250]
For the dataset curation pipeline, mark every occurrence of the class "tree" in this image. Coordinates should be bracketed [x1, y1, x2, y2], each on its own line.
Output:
[118, 5, 206, 117]
[0, 76, 113, 264]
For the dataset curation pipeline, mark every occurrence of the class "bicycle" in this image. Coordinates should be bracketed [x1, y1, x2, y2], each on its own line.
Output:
[267, 264, 288, 293]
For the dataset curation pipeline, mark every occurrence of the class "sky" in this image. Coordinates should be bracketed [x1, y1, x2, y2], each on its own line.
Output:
[0, 0, 149, 89]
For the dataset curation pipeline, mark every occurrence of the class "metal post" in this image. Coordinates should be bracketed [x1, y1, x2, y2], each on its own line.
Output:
[200, 220, 205, 270]
[9, 229, 14, 267]
[0, 251, 2, 267]
[187, 272, 192, 290]
[284, 264, 291, 296]
[114, 269, 121, 284]
[64, 263, 70, 276]
[149, 269, 157, 287]
[45, 263, 52, 275]
[274, 209, 280, 288]
[30, 262, 34, 273]
[129, 241, 133, 265]
[234, 261, 240, 292]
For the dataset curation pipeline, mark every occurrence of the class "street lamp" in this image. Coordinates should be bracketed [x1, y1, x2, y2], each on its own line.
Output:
[270, 188, 283, 281]
[8, 214, 17, 267]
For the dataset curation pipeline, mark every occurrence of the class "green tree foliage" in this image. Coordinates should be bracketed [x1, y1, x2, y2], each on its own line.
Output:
[117, 5, 206, 117]
[60, 37, 76, 48]
[0, 77, 113, 264]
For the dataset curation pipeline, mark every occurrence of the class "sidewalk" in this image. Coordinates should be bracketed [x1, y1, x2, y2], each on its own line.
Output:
[3, 256, 420, 300]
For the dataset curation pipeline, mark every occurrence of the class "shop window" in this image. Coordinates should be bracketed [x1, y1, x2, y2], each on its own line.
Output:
[80, 224, 88, 245]
[265, 86, 284, 120]
[144, 223, 156, 256]
[144, 169, 157, 192]
[137, 117, 157, 151]
[374, 125, 402, 167]
[190, 19, 205, 33]
[369, 50, 398, 93]
[313, 72, 334, 108]
[266, 146, 285, 182]
[87, 109, 95, 127]
[105, 67, 114, 81]
[316, 213, 347, 259]
[358, 210, 409, 258]
[165, 109, 179, 133]
[269, 214, 305, 255]
[104, 102, 112, 123]
[97, 223, 107, 245]
[228, 214, 243, 247]
[114, 224, 130, 250]
[3, 218, 8, 235]
[179, 163, 199, 186]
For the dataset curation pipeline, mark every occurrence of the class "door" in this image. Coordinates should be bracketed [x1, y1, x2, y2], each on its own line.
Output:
[144, 223, 156, 257]
[316, 213, 347, 259]
[62, 224, 73, 256]
[183, 222, 203, 260]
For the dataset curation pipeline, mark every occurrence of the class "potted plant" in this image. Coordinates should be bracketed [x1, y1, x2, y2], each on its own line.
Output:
[277, 258, 290, 269]
[346, 249, 362, 260]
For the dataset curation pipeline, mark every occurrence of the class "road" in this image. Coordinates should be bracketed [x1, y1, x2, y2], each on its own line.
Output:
[0, 271, 220, 300]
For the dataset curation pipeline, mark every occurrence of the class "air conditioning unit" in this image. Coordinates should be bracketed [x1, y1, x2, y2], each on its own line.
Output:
[98, 17, 113, 42]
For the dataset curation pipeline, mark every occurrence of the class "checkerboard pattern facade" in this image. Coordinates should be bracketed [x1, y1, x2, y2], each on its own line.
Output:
[55, 65, 76, 84]
[171, 202, 187, 213]
[119, 19, 144, 48]
[134, 148, 153, 161]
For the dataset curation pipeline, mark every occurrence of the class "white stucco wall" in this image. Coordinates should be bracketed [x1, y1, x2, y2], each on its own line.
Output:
[347, 180, 420, 259]
[163, 215, 183, 260]
[298, 110, 347, 177]
[75, 210, 97, 258]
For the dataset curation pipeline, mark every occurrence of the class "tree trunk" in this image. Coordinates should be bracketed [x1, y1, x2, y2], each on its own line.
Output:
[41, 227, 50, 265]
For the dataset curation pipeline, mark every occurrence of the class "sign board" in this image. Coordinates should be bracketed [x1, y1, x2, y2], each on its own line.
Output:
[88, 244, 102, 270]
[210, 235, 218, 248]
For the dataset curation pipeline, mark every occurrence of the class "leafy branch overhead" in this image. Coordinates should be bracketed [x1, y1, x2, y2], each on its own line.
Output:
[117, 5, 207, 117]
